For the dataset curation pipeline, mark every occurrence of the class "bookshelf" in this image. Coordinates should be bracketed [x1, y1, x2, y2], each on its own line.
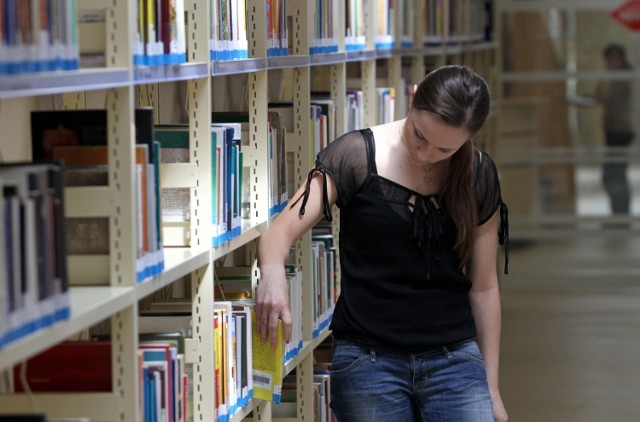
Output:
[0, 0, 496, 421]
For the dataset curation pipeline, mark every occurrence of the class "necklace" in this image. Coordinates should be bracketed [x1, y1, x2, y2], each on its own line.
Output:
[424, 165, 435, 186]
[423, 164, 440, 186]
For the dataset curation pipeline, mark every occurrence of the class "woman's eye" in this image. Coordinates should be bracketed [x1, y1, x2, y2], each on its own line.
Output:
[414, 130, 424, 139]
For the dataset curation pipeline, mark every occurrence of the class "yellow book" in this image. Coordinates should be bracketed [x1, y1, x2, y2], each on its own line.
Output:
[251, 314, 284, 403]
[214, 311, 225, 418]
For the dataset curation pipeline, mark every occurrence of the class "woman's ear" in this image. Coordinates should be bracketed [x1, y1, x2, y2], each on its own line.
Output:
[408, 84, 418, 110]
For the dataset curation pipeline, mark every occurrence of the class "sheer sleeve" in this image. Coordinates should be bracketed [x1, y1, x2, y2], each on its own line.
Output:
[291, 130, 370, 221]
[474, 150, 510, 274]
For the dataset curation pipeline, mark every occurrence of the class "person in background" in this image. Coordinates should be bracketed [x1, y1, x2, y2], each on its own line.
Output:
[255, 65, 509, 422]
[595, 43, 635, 217]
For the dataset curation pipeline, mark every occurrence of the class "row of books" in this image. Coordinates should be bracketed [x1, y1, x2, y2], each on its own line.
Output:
[217, 110, 289, 226]
[157, 122, 245, 248]
[214, 301, 253, 421]
[310, 97, 338, 160]
[140, 301, 258, 422]
[423, 0, 493, 45]
[31, 108, 165, 284]
[375, 0, 395, 50]
[134, 0, 187, 66]
[311, 0, 339, 55]
[157, 110, 289, 247]
[274, 371, 334, 421]
[0, 0, 495, 76]
[0, 162, 70, 351]
[376, 86, 396, 125]
[210, 0, 248, 61]
[145, 262, 306, 421]
[0, 0, 79, 75]
[310, 233, 337, 338]
[215, 264, 303, 373]
[273, 339, 335, 421]
[266, 0, 288, 57]
[9, 330, 189, 422]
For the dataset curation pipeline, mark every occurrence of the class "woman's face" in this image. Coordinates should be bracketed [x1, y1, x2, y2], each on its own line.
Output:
[403, 108, 470, 166]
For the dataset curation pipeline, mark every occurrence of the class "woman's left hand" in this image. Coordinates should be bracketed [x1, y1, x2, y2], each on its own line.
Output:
[491, 389, 509, 422]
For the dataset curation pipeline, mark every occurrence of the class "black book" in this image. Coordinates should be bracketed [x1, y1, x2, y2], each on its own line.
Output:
[31, 108, 155, 163]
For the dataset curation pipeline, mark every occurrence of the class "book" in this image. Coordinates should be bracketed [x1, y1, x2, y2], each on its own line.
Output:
[251, 313, 284, 403]
[30, 108, 155, 163]
[13, 341, 112, 392]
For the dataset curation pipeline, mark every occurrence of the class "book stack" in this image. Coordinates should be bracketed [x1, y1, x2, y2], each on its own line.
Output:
[0, 0, 80, 76]
[0, 162, 70, 351]
[30, 108, 165, 285]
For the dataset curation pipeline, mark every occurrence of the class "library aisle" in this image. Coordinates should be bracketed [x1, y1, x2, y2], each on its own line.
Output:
[500, 166, 640, 421]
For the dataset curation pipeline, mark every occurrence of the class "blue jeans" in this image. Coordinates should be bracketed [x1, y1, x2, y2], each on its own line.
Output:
[330, 337, 494, 422]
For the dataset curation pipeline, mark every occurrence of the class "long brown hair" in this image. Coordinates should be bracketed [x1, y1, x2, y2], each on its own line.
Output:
[412, 65, 491, 266]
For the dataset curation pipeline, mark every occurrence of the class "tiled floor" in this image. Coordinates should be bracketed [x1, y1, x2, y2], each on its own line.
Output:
[500, 166, 640, 421]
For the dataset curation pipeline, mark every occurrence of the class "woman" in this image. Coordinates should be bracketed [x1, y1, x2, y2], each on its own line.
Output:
[256, 65, 509, 421]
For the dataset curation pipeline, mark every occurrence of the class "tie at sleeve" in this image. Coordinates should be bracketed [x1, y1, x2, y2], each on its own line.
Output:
[499, 201, 509, 274]
[289, 162, 334, 222]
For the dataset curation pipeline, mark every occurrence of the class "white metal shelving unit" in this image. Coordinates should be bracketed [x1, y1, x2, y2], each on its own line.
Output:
[0, 1, 497, 420]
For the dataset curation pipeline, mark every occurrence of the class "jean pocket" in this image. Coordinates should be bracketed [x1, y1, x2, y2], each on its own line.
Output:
[449, 340, 486, 366]
[330, 340, 371, 375]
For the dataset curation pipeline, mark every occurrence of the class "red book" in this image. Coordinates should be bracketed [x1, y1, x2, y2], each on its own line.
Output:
[13, 341, 111, 392]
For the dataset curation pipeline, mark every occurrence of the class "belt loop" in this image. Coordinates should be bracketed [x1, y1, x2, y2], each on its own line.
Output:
[370, 349, 377, 363]
[442, 346, 452, 359]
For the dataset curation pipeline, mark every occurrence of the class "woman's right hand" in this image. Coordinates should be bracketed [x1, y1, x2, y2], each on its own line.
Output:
[255, 262, 292, 349]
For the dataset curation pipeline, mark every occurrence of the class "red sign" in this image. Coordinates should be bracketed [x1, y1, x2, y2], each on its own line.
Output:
[612, 0, 640, 31]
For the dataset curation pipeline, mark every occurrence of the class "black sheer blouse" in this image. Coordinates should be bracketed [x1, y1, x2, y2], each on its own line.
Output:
[296, 129, 509, 351]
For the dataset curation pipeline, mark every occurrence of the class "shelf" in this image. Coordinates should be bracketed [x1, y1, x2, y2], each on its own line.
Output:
[0, 286, 134, 371]
[345, 50, 377, 62]
[212, 58, 269, 76]
[310, 52, 348, 66]
[136, 248, 210, 300]
[213, 220, 270, 259]
[0, 68, 130, 99]
[134, 62, 210, 83]
[0, 393, 120, 420]
[268, 55, 311, 70]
